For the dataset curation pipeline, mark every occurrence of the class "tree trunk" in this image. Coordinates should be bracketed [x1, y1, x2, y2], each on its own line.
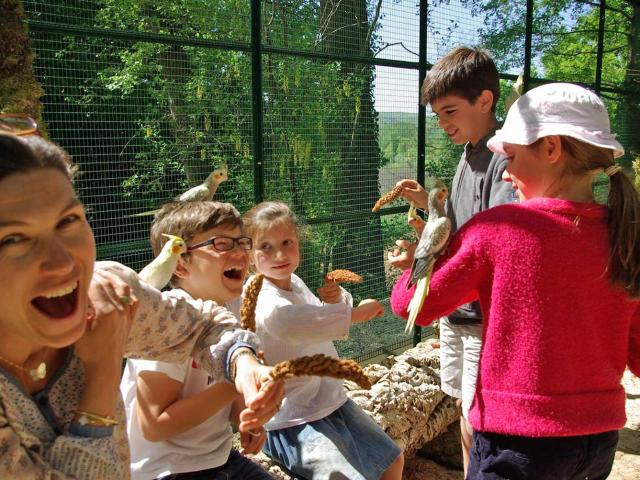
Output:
[319, 0, 386, 295]
[617, 0, 640, 160]
[0, 0, 46, 132]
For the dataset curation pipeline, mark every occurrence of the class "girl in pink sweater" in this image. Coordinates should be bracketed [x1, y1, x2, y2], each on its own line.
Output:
[391, 83, 640, 479]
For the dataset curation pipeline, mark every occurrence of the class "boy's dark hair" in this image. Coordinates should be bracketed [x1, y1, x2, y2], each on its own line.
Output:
[421, 46, 500, 111]
[150, 201, 242, 266]
[150, 201, 243, 286]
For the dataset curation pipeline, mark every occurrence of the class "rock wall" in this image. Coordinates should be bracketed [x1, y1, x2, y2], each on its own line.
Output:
[248, 339, 460, 478]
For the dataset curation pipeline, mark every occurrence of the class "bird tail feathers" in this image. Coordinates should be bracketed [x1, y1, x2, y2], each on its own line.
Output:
[405, 265, 433, 333]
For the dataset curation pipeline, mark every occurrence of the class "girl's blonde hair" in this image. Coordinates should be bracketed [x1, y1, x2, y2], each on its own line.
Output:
[243, 201, 306, 243]
[560, 136, 640, 297]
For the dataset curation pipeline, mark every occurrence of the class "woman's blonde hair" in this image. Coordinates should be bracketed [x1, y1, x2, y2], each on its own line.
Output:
[560, 136, 640, 297]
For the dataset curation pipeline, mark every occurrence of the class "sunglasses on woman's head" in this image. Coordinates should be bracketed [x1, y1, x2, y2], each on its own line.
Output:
[0, 114, 40, 136]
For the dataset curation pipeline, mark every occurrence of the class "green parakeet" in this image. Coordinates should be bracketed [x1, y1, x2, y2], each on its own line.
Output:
[138, 234, 187, 289]
[130, 165, 228, 217]
[405, 180, 451, 333]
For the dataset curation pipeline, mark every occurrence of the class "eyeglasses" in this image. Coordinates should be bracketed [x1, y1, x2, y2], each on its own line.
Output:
[0, 114, 40, 136]
[187, 236, 253, 252]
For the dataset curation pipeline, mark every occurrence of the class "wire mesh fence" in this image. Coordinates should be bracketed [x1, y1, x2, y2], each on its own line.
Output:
[15, 0, 639, 361]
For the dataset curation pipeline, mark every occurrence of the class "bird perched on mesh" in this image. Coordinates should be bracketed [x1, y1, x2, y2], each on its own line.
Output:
[130, 165, 228, 217]
[176, 164, 228, 202]
[138, 234, 187, 290]
[405, 179, 451, 333]
[504, 75, 524, 113]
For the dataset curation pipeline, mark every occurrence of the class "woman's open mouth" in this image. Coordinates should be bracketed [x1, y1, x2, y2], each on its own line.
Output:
[32, 282, 79, 319]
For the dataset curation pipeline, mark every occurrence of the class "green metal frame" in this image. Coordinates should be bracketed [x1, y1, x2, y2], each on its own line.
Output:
[23, 0, 633, 356]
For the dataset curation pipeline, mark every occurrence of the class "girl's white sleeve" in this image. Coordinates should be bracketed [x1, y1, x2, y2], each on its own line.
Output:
[95, 261, 260, 382]
[259, 300, 351, 344]
[339, 286, 354, 307]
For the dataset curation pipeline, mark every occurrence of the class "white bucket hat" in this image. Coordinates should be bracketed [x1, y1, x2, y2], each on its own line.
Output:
[487, 82, 624, 158]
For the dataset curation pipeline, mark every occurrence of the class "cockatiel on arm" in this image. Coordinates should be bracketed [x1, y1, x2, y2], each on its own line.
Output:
[138, 234, 187, 290]
[405, 180, 451, 333]
[129, 165, 228, 217]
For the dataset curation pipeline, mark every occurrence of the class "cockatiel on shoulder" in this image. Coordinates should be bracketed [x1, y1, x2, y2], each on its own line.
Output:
[129, 165, 228, 217]
[405, 179, 451, 333]
[138, 234, 187, 290]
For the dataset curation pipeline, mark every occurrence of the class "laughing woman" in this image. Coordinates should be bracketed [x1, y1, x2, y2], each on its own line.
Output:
[0, 129, 283, 479]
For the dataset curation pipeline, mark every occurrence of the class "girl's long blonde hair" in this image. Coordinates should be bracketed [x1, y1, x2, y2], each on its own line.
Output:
[561, 136, 640, 297]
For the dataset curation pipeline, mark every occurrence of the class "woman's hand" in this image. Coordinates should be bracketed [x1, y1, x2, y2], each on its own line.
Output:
[317, 280, 343, 304]
[75, 269, 138, 416]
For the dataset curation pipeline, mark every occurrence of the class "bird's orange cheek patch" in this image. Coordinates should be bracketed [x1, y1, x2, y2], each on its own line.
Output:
[172, 245, 181, 254]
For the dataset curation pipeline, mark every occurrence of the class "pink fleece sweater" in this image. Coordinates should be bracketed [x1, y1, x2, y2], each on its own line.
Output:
[391, 197, 640, 438]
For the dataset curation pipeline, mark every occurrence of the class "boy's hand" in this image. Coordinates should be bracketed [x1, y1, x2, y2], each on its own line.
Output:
[351, 299, 384, 324]
[240, 427, 266, 455]
[234, 358, 284, 432]
[317, 280, 343, 304]
[396, 179, 428, 209]
[388, 240, 417, 271]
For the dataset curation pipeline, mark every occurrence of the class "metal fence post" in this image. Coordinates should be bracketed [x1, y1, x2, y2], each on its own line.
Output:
[414, 0, 429, 347]
[251, 0, 264, 203]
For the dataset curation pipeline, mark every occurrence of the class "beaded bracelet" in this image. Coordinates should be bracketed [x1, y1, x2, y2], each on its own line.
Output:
[230, 348, 261, 383]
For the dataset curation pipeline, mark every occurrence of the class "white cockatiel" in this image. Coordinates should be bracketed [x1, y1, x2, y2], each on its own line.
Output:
[176, 164, 228, 202]
[138, 234, 187, 290]
[130, 165, 228, 217]
[405, 180, 451, 333]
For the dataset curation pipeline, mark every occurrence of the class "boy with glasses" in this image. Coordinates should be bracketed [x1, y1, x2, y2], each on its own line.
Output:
[121, 201, 272, 480]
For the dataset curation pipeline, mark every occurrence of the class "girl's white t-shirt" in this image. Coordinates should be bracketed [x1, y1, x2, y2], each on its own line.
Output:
[120, 294, 241, 480]
[249, 274, 353, 431]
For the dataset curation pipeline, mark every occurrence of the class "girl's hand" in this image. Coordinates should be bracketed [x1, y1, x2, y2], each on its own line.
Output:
[239, 427, 266, 455]
[396, 179, 428, 209]
[351, 299, 385, 324]
[317, 280, 343, 304]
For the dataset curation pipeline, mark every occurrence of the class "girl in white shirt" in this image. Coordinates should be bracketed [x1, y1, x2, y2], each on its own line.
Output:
[243, 201, 404, 480]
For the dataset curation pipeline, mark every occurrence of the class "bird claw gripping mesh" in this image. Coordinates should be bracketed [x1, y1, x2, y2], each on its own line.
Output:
[240, 273, 264, 332]
[372, 185, 403, 212]
[268, 353, 371, 390]
[325, 269, 363, 284]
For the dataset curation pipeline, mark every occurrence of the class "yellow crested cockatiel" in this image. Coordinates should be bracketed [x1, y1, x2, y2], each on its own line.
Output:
[138, 234, 187, 290]
[405, 180, 451, 333]
[130, 165, 228, 217]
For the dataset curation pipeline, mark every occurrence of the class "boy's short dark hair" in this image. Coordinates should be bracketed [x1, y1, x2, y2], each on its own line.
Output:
[150, 201, 242, 257]
[421, 46, 500, 111]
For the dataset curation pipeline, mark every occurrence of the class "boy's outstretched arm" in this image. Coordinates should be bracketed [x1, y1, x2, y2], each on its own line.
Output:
[135, 368, 240, 442]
